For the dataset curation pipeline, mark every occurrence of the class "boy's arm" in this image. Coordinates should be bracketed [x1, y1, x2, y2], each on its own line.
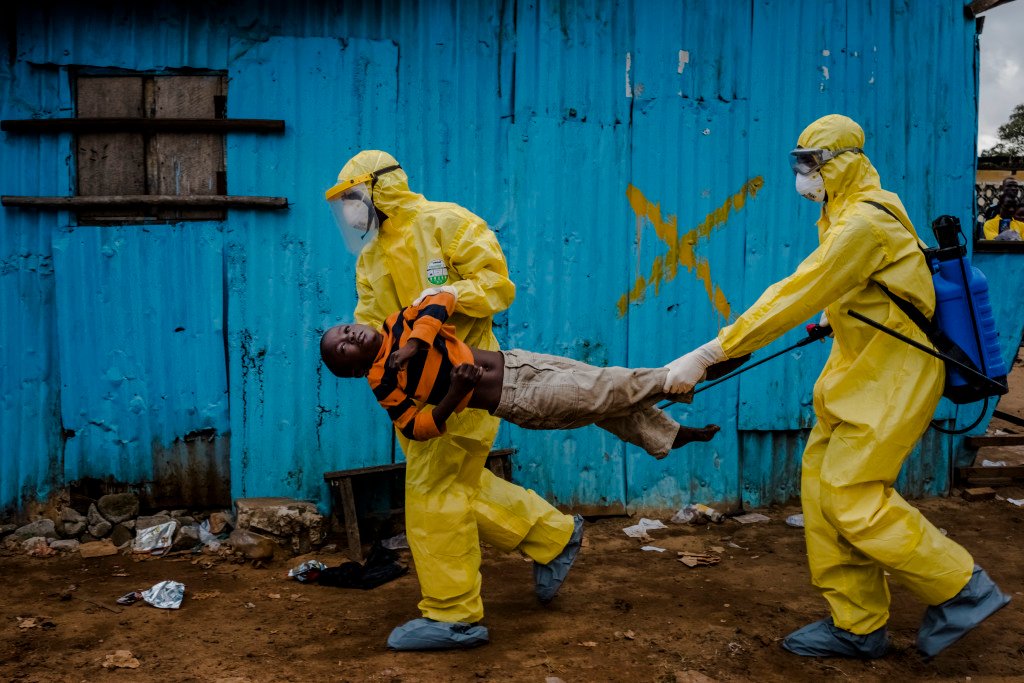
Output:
[375, 364, 481, 441]
[427, 364, 481, 430]
[406, 292, 456, 347]
[388, 292, 456, 370]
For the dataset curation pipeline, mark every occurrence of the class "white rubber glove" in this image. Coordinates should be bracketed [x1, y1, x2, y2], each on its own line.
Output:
[664, 338, 727, 394]
[413, 285, 458, 307]
[819, 310, 834, 337]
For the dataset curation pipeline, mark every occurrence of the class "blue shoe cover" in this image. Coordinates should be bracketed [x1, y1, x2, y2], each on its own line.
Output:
[534, 514, 584, 604]
[782, 617, 889, 658]
[386, 618, 489, 651]
[917, 565, 1011, 658]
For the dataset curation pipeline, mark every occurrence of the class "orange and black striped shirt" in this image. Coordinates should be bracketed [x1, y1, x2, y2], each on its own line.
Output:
[367, 292, 475, 440]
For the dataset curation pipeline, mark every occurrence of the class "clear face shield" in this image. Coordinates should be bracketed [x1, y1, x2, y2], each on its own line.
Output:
[327, 182, 379, 254]
[324, 163, 401, 255]
[788, 146, 863, 175]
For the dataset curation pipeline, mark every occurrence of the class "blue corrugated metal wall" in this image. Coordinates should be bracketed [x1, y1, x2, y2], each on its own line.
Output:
[1, 1, 996, 516]
[0, 55, 66, 514]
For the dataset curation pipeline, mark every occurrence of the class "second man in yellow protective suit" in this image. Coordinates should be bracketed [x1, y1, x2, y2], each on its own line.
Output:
[665, 115, 1010, 659]
[325, 151, 583, 651]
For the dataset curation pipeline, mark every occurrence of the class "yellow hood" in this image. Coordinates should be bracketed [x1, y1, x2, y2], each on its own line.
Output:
[797, 114, 881, 212]
[336, 150, 424, 221]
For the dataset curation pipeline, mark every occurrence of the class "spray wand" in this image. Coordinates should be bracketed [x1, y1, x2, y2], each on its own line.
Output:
[658, 323, 832, 409]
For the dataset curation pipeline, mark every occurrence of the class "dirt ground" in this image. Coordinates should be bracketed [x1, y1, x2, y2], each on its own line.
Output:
[5, 361, 1024, 683]
[1, 492, 1023, 683]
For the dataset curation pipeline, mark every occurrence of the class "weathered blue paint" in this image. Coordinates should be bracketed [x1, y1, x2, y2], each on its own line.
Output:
[226, 36, 398, 504]
[52, 224, 230, 506]
[0, 54, 68, 516]
[1, 1, 1004, 516]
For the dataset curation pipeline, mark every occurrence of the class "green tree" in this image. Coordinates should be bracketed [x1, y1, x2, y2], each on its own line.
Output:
[982, 103, 1024, 157]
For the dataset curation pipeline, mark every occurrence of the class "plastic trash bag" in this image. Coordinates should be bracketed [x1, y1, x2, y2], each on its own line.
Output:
[141, 580, 185, 609]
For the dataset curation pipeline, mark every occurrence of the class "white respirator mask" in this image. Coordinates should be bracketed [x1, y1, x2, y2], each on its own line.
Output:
[795, 171, 826, 203]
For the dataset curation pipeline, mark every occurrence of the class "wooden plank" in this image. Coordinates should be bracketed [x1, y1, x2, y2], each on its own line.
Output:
[324, 450, 517, 482]
[2, 195, 287, 209]
[324, 462, 406, 481]
[338, 477, 363, 562]
[2, 118, 285, 133]
[961, 487, 997, 502]
[967, 0, 1015, 18]
[965, 435, 1024, 449]
[992, 409, 1024, 429]
[149, 76, 225, 221]
[957, 465, 1024, 481]
[557, 503, 628, 517]
[76, 77, 146, 221]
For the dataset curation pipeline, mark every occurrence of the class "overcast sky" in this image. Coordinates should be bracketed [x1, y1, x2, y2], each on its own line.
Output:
[978, 1, 1024, 151]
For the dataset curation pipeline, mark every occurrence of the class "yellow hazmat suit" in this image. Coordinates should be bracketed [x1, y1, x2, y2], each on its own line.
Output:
[339, 151, 574, 624]
[718, 116, 974, 635]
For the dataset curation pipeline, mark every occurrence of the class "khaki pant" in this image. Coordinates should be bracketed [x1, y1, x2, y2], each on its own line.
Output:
[494, 349, 680, 458]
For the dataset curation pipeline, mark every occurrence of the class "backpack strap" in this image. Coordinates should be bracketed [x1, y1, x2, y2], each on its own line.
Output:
[861, 200, 935, 326]
[863, 201, 982, 375]
[863, 200, 929, 253]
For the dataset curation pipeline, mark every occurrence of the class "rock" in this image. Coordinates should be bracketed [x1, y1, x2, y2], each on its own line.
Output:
[110, 524, 134, 548]
[234, 498, 324, 555]
[87, 503, 103, 524]
[50, 539, 80, 553]
[0, 523, 17, 539]
[174, 516, 195, 527]
[23, 536, 56, 557]
[88, 518, 112, 540]
[101, 650, 139, 669]
[136, 515, 172, 530]
[10, 519, 57, 542]
[171, 525, 200, 551]
[170, 509, 189, 518]
[58, 508, 87, 538]
[227, 529, 276, 561]
[208, 511, 232, 534]
[97, 493, 139, 524]
[79, 539, 118, 558]
[121, 519, 136, 530]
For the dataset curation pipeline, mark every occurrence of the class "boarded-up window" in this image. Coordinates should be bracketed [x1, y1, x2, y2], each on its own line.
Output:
[75, 74, 227, 223]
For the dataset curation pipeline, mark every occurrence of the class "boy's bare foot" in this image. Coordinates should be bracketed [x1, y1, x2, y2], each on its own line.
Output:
[672, 424, 720, 448]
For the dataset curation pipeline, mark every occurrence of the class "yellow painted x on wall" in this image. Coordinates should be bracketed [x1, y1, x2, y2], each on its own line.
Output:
[617, 176, 764, 320]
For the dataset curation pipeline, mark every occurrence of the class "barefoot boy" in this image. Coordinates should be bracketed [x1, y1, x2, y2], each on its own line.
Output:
[320, 292, 722, 458]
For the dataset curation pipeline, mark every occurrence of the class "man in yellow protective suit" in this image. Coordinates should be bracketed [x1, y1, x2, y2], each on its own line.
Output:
[664, 115, 1010, 659]
[325, 151, 583, 651]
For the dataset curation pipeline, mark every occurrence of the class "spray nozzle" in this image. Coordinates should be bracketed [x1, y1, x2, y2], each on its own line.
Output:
[930, 215, 966, 260]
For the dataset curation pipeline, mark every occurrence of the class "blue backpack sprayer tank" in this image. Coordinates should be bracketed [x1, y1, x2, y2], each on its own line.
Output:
[847, 211, 1007, 433]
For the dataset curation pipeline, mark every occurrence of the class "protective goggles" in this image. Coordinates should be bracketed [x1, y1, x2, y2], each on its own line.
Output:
[789, 147, 863, 175]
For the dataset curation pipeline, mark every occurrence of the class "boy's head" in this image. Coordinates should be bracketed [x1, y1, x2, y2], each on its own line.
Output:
[320, 323, 383, 377]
